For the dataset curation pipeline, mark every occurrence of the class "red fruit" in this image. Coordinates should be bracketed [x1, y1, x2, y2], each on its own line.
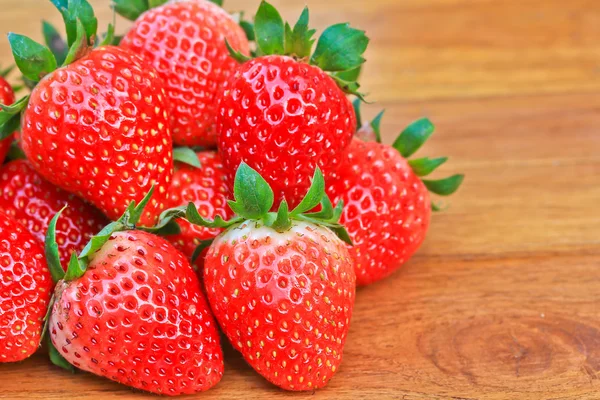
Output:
[0, 159, 108, 267]
[327, 138, 431, 285]
[0, 211, 53, 362]
[218, 55, 356, 209]
[20, 46, 173, 226]
[165, 151, 232, 270]
[48, 230, 224, 395]
[0, 76, 15, 164]
[204, 221, 355, 391]
[327, 116, 464, 285]
[216, 3, 368, 209]
[120, 0, 250, 147]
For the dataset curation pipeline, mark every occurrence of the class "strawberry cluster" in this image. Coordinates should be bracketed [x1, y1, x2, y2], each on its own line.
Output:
[0, 0, 463, 396]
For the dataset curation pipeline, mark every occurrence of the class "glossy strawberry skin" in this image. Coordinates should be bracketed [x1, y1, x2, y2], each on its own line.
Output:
[204, 221, 356, 391]
[165, 151, 232, 271]
[0, 211, 53, 362]
[20, 46, 173, 226]
[120, 0, 250, 147]
[0, 160, 108, 267]
[217, 56, 356, 209]
[0, 76, 15, 164]
[48, 231, 224, 396]
[327, 138, 431, 286]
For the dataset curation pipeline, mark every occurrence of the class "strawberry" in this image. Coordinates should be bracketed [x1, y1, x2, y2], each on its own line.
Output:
[327, 106, 464, 286]
[0, 159, 108, 266]
[163, 163, 356, 390]
[0, 68, 16, 165]
[117, 0, 250, 147]
[45, 191, 224, 395]
[165, 150, 233, 270]
[217, 2, 368, 209]
[0, 211, 53, 363]
[0, 0, 173, 226]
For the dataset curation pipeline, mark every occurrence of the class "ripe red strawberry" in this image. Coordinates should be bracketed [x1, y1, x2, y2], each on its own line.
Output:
[217, 2, 368, 209]
[0, 211, 53, 363]
[0, 159, 108, 266]
[117, 0, 250, 147]
[167, 163, 356, 390]
[0, 72, 16, 165]
[165, 151, 233, 270]
[327, 109, 464, 286]
[46, 194, 224, 395]
[0, 1, 173, 226]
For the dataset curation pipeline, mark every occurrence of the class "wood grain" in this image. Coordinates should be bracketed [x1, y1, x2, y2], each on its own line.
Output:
[1, 0, 600, 399]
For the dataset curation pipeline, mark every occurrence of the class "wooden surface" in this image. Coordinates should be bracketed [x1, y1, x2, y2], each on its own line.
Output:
[1, 0, 600, 399]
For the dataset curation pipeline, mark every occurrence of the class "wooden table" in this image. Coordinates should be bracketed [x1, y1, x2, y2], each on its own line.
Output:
[1, 0, 600, 399]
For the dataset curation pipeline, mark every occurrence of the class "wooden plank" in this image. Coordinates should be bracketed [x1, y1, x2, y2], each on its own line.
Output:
[1, 0, 599, 399]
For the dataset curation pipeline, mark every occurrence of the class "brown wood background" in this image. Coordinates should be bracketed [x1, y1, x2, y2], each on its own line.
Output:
[1, 0, 600, 399]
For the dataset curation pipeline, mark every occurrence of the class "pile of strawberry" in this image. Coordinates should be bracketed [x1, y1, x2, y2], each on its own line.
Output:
[0, 0, 463, 395]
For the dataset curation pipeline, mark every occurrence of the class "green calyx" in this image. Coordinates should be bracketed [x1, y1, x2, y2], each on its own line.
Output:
[173, 147, 202, 169]
[157, 162, 353, 254]
[113, 0, 223, 21]
[354, 103, 464, 211]
[228, 1, 369, 98]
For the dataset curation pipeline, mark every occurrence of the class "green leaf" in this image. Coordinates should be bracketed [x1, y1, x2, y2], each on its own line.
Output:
[48, 337, 75, 371]
[112, 0, 149, 21]
[148, 0, 168, 7]
[173, 147, 201, 168]
[352, 98, 362, 129]
[270, 200, 292, 231]
[113, 35, 124, 46]
[291, 168, 325, 215]
[128, 187, 155, 226]
[191, 239, 214, 263]
[147, 206, 187, 233]
[392, 118, 435, 158]
[240, 20, 255, 41]
[6, 141, 26, 161]
[0, 115, 20, 140]
[331, 199, 344, 222]
[422, 174, 464, 196]
[8, 34, 57, 82]
[226, 39, 251, 63]
[332, 65, 362, 82]
[284, 7, 316, 58]
[42, 21, 68, 65]
[186, 203, 242, 229]
[0, 96, 29, 140]
[254, 1, 285, 55]
[311, 23, 369, 72]
[64, 252, 86, 281]
[78, 221, 120, 259]
[330, 225, 353, 246]
[0, 95, 29, 116]
[307, 194, 334, 220]
[330, 74, 367, 100]
[146, 219, 181, 236]
[408, 157, 448, 177]
[207, 0, 224, 6]
[45, 207, 68, 283]
[52, 0, 98, 47]
[228, 162, 274, 220]
[62, 19, 89, 66]
[370, 110, 384, 143]
[99, 23, 116, 47]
